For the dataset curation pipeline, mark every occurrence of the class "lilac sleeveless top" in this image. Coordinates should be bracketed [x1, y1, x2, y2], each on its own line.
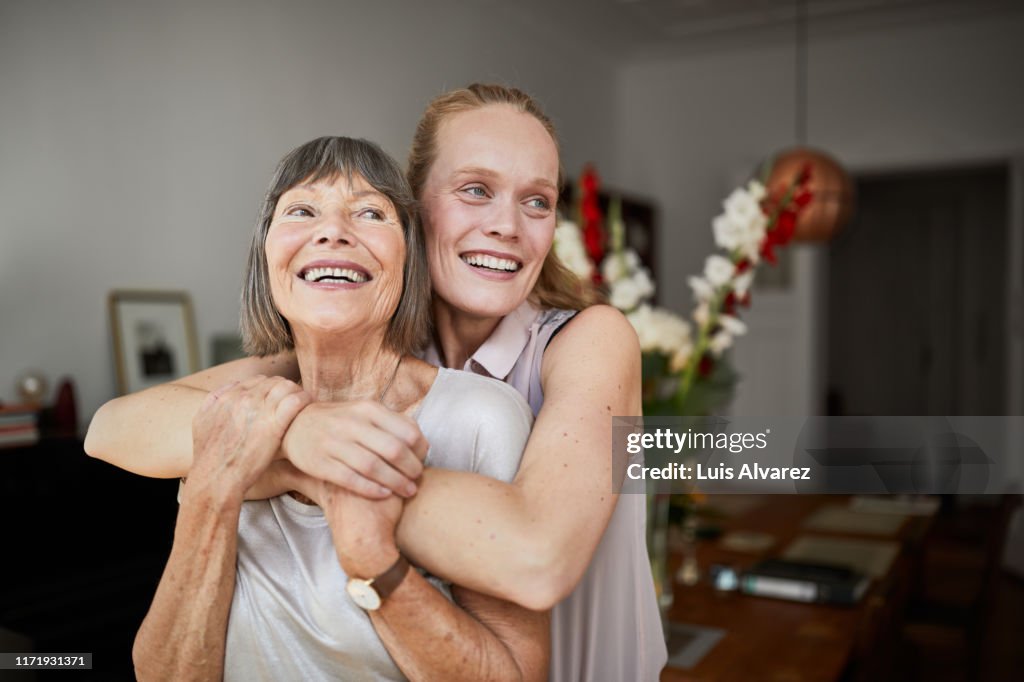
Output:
[423, 302, 667, 682]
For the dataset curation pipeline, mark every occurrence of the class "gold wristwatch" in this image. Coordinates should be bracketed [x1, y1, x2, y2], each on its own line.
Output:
[346, 554, 410, 611]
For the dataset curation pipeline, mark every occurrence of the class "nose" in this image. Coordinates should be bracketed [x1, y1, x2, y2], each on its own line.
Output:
[313, 211, 356, 246]
[483, 198, 522, 241]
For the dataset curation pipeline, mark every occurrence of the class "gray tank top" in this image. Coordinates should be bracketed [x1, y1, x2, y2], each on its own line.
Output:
[222, 368, 533, 681]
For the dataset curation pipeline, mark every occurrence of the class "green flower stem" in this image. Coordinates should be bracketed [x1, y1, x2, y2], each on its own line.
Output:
[675, 172, 806, 413]
[676, 290, 722, 411]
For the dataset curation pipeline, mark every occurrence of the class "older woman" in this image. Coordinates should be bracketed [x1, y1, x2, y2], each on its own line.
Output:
[88, 84, 667, 681]
[130, 136, 548, 680]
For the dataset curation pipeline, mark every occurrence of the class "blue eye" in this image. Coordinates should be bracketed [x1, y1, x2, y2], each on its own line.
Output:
[286, 205, 314, 217]
[461, 185, 489, 199]
[527, 197, 551, 210]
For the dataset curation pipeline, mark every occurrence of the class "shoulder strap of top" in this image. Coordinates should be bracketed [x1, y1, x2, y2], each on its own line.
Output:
[527, 309, 579, 411]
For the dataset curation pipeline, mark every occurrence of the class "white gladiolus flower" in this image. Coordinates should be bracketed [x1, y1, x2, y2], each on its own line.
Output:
[626, 305, 657, 349]
[610, 278, 644, 312]
[704, 255, 735, 287]
[553, 220, 593, 280]
[713, 185, 769, 263]
[747, 180, 766, 202]
[712, 211, 767, 262]
[733, 270, 755, 297]
[632, 268, 655, 299]
[708, 330, 733, 357]
[712, 213, 744, 251]
[688, 276, 715, 302]
[718, 314, 747, 336]
[601, 255, 626, 283]
[604, 247, 655, 313]
[627, 304, 693, 361]
[723, 186, 762, 227]
[670, 343, 694, 373]
[693, 302, 710, 327]
[601, 249, 643, 284]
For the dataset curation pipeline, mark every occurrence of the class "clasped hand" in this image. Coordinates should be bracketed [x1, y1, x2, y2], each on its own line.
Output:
[190, 376, 424, 573]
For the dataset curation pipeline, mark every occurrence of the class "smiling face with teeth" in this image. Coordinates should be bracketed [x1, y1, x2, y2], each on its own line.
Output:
[264, 172, 406, 346]
[420, 104, 559, 321]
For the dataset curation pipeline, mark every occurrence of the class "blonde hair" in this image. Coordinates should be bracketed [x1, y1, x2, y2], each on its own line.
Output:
[408, 83, 599, 310]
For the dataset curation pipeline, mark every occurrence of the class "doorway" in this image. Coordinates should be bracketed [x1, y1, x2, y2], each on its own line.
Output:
[825, 164, 1010, 416]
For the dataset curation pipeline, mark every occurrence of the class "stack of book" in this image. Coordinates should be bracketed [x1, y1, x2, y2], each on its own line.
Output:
[741, 558, 870, 606]
[0, 404, 41, 448]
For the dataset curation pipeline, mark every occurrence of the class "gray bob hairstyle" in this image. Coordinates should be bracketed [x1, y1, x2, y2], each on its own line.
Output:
[240, 136, 431, 356]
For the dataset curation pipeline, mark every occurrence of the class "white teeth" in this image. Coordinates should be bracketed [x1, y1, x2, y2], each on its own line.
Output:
[461, 254, 520, 272]
[302, 267, 368, 283]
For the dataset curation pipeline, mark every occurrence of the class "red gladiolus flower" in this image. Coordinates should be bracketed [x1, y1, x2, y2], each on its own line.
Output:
[723, 292, 736, 316]
[698, 354, 714, 378]
[735, 258, 751, 274]
[579, 164, 605, 269]
[775, 211, 797, 244]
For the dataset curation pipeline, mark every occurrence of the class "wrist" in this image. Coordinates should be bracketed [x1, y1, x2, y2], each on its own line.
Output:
[179, 475, 244, 515]
[187, 454, 252, 502]
[279, 403, 313, 462]
[339, 539, 401, 579]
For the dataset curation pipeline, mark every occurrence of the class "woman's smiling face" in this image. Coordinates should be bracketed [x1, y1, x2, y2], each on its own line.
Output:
[265, 172, 406, 343]
[419, 104, 560, 320]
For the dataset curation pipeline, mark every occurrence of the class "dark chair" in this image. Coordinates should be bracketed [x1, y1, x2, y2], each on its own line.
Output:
[897, 494, 1021, 682]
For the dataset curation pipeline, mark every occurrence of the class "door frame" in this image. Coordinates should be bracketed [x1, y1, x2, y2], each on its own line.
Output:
[814, 156, 1022, 415]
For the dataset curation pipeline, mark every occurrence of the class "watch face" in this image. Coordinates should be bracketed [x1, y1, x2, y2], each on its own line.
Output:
[346, 579, 382, 611]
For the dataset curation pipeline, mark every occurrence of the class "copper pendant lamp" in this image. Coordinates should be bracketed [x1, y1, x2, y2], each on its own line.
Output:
[767, 0, 854, 242]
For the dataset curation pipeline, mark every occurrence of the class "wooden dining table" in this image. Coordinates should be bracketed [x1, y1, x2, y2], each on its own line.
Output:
[660, 495, 932, 682]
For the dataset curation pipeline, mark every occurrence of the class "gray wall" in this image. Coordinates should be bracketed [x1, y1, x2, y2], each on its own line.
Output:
[610, 8, 1024, 416]
[0, 0, 617, 424]
[4, 1, 1023, 429]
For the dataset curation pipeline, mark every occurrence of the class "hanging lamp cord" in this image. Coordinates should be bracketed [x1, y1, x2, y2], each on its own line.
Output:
[795, 0, 808, 145]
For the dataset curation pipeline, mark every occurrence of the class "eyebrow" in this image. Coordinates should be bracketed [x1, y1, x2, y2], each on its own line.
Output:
[453, 167, 558, 193]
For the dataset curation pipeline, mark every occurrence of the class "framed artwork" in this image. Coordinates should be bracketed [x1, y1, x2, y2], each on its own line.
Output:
[109, 290, 200, 395]
[211, 333, 247, 366]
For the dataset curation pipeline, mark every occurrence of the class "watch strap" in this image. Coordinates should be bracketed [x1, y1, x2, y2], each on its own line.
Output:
[370, 554, 410, 601]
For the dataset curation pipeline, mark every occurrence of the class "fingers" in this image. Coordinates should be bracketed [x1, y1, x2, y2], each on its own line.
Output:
[353, 425, 424, 483]
[221, 376, 305, 414]
[201, 374, 270, 410]
[319, 459, 394, 500]
[200, 379, 241, 411]
[319, 438, 415, 497]
[266, 379, 311, 428]
[196, 375, 304, 441]
[278, 398, 429, 499]
[358, 401, 430, 464]
[275, 391, 312, 430]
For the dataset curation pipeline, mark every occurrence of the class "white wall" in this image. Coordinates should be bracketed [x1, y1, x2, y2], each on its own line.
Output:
[0, 0, 618, 426]
[611, 8, 1024, 416]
